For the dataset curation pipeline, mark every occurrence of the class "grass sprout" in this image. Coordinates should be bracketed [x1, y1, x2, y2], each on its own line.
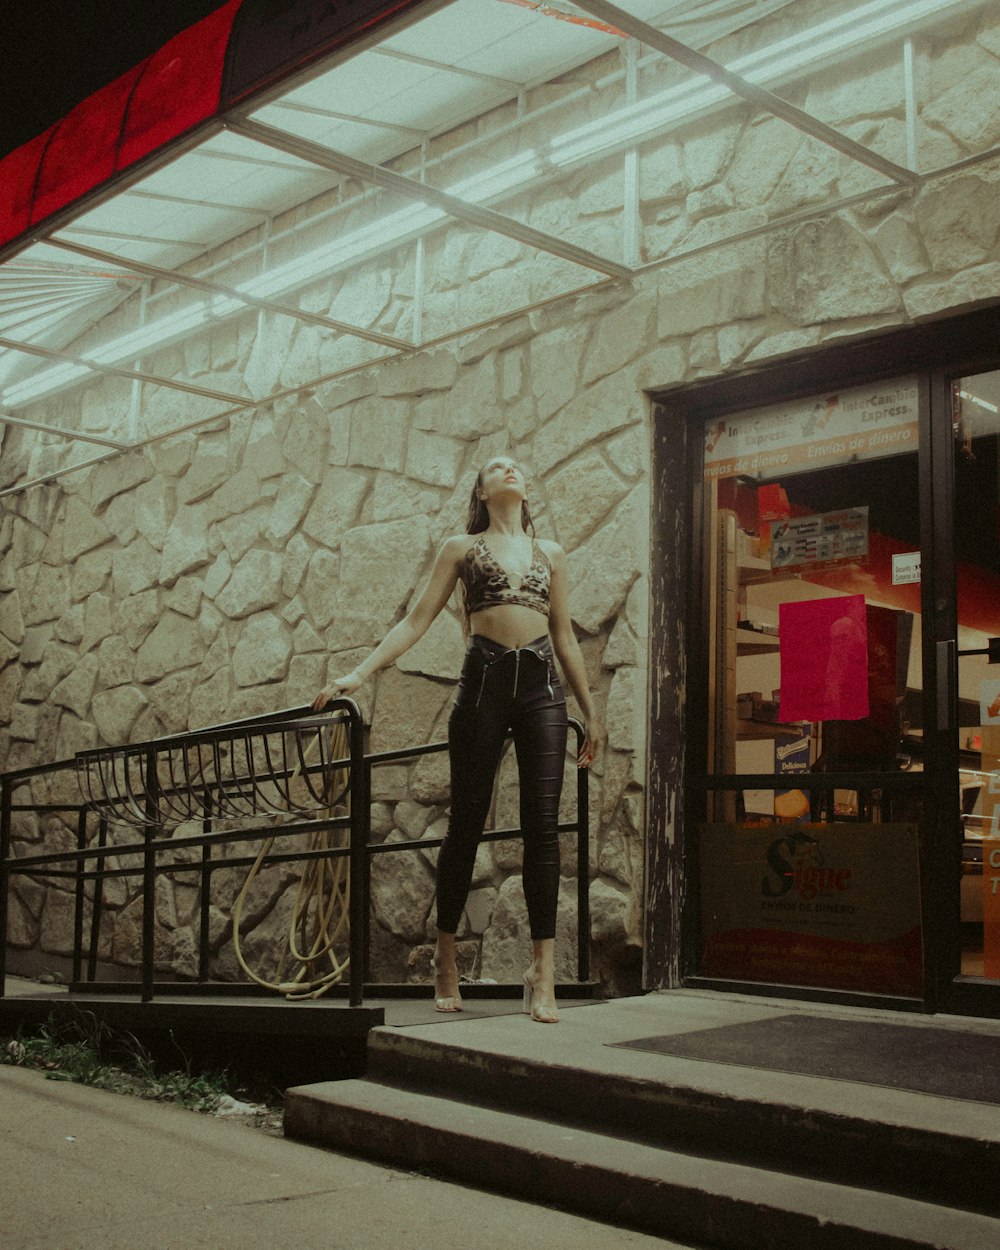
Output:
[2, 1013, 242, 1115]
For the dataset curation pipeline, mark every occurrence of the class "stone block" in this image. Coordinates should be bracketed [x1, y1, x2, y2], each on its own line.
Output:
[529, 323, 588, 424]
[95, 635, 136, 690]
[206, 466, 264, 523]
[923, 62, 1000, 151]
[178, 452, 229, 506]
[10, 703, 38, 741]
[545, 450, 629, 551]
[302, 467, 369, 549]
[112, 589, 160, 652]
[410, 750, 451, 804]
[567, 490, 643, 634]
[902, 261, 1000, 322]
[397, 609, 464, 682]
[265, 473, 315, 544]
[214, 509, 263, 563]
[232, 613, 293, 686]
[51, 653, 98, 719]
[299, 548, 337, 631]
[868, 214, 929, 286]
[480, 877, 578, 982]
[92, 685, 148, 745]
[89, 452, 154, 509]
[39, 888, 77, 957]
[581, 293, 656, 388]
[159, 504, 211, 585]
[639, 140, 684, 205]
[533, 368, 641, 475]
[337, 517, 432, 644]
[0, 589, 24, 644]
[657, 249, 766, 339]
[378, 348, 459, 397]
[133, 477, 173, 549]
[80, 592, 113, 654]
[21, 563, 69, 627]
[680, 119, 738, 191]
[70, 547, 112, 601]
[913, 174, 1000, 273]
[767, 216, 901, 325]
[405, 429, 465, 488]
[61, 495, 111, 561]
[370, 669, 452, 755]
[349, 398, 407, 472]
[55, 604, 84, 646]
[371, 471, 443, 522]
[589, 876, 629, 944]
[216, 549, 283, 619]
[606, 665, 641, 753]
[370, 832, 436, 942]
[135, 611, 204, 683]
[111, 539, 159, 598]
[281, 533, 312, 599]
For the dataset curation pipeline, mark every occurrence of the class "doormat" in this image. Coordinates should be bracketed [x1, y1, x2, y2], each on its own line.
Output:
[611, 1014, 1000, 1105]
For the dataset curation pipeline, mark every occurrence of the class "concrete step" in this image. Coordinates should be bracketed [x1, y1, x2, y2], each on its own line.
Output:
[362, 1027, 998, 1216]
[284, 1077, 1000, 1250]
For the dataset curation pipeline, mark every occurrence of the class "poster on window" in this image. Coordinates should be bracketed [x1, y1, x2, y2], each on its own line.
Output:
[699, 822, 923, 996]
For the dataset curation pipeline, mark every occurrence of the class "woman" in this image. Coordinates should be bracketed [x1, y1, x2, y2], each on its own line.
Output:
[313, 456, 600, 1023]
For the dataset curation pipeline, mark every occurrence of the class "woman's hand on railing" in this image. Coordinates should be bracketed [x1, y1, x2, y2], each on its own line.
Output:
[577, 716, 603, 769]
[312, 671, 363, 711]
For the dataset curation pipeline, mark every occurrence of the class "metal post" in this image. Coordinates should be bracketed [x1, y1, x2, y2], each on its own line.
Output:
[575, 722, 591, 984]
[72, 806, 88, 985]
[86, 817, 108, 983]
[0, 778, 11, 997]
[141, 747, 159, 1004]
[199, 796, 214, 981]
[347, 703, 369, 1008]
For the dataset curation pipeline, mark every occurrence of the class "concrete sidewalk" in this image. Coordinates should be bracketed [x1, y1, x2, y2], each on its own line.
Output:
[4, 976, 1000, 1249]
[0, 1063, 684, 1250]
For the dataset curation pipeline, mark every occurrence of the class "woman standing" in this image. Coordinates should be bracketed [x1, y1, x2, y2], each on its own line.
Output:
[313, 456, 600, 1023]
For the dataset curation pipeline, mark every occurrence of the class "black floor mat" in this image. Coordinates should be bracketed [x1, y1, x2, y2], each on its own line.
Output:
[612, 1014, 1000, 1105]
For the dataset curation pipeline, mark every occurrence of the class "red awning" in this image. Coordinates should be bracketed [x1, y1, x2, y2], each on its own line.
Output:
[0, 0, 424, 256]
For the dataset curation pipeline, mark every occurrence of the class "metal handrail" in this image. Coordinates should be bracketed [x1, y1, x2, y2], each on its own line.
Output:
[0, 702, 590, 1005]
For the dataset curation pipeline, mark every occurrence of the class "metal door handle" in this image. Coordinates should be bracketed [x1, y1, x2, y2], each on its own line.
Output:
[936, 639, 956, 732]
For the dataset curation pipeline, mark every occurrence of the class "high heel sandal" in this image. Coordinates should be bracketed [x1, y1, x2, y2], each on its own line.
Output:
[522, 974, 559, 1024]
[432, 960, 463, 1013]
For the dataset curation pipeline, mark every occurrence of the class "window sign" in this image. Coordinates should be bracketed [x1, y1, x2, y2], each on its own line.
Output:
[891, 552, 921, 585]
[704, 377, 918, 480]
[771, 507, 868, 571]
[699, 822, 923, 996]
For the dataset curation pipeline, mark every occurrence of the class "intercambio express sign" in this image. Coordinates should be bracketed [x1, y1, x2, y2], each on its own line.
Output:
[704, 377, 919, 481]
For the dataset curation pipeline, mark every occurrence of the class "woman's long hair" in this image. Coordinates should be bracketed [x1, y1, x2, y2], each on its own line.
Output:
[460, 463, 536, 633]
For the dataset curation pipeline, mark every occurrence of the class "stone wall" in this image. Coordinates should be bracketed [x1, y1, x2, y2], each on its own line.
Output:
[3, 1, 1000, 990]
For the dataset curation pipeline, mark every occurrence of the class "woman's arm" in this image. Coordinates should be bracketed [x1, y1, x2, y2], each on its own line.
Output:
[312, 536, 464, 709]
[544, 542, 603, 768]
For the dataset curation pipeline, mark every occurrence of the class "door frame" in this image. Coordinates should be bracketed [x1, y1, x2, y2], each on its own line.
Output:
[647, 304, 1000, 1017]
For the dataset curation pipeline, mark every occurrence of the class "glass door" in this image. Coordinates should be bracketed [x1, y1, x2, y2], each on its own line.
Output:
[694, 379, 926, 1002]
[946, 370, 1000, 1002]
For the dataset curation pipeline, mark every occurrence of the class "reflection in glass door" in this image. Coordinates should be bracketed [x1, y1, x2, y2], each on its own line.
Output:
[953, 371, 1000, 984]
[697, 379, 926, 999]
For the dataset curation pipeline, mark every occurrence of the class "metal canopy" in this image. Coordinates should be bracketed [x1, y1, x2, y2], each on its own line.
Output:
[1, 0, 996, 494]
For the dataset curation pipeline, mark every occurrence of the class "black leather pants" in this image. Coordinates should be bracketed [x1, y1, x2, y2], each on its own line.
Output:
[436, 634, 568, 941]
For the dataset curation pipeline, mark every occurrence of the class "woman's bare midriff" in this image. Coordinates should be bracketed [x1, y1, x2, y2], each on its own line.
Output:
[470, 603, 549, 649]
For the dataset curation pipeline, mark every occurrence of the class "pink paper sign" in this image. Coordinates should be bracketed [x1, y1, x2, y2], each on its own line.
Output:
[779, 595, 870, 723]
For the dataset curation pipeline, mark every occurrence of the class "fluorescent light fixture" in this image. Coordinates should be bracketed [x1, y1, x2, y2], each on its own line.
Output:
[0, 0, 973, 412]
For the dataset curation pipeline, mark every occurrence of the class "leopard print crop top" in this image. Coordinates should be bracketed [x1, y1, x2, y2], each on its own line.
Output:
[460, 534, 551, 618]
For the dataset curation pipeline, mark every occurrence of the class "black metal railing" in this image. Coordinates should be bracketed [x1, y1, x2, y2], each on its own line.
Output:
[0, 701, 590, 1006]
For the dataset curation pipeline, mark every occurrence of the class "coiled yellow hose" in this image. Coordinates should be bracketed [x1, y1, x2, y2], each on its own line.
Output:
[231, 718, 352, 1000]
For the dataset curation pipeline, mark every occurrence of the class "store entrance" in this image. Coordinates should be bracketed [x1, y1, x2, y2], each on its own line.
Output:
[694, 377, 927, 1005]
[943, 369, 1000, 1006]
